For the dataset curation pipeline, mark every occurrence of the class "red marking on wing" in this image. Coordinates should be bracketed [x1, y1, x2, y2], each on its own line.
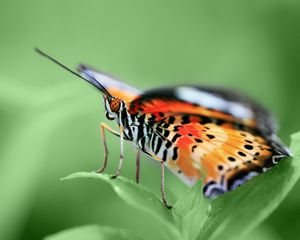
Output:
[178, 124, 201, 138]
[132, 100, 196, 114]
[189, 116, 201, 123]
[177, 136, 194, 150]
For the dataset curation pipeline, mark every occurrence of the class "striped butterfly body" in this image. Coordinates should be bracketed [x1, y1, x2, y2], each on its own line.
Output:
[37, 48, 291, 207]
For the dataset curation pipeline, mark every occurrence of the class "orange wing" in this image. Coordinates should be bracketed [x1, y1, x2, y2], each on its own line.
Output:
[147, 113, 284, 198]
[130, 98, 256, 128]
[132, 86, 291, 198]
[129, 86, 279, 132]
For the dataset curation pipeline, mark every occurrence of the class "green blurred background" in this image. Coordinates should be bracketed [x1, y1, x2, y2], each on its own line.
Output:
[0, 0, 299, 239]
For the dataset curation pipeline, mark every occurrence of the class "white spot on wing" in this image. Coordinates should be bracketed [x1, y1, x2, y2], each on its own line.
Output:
[175, 87, 253, 119]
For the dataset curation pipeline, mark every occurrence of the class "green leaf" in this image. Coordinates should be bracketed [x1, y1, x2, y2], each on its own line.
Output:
[173, 180, 204, 218]
[195, 132, 300, 240]
[44, 225, 142, 240]
[60, 132, 300, 240]
[241, 224, 281, 240]
[61, 172, 181, 240]
[173, 180, 209, 240]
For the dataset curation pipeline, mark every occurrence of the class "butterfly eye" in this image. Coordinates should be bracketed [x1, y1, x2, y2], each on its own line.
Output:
[109, 98, 121, 112]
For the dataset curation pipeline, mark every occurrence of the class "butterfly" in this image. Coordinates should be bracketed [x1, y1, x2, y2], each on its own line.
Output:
[36, 48, 291, 208]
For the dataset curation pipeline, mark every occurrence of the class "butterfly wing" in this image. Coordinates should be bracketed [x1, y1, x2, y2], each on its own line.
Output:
[130, 86, 266, 129]
[129, 86, 290, 156]
[131, 86, 291, 198]
[77, 64, 142, 102]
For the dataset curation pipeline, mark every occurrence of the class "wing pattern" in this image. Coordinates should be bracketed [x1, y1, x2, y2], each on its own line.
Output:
[129, 86, 290, 198]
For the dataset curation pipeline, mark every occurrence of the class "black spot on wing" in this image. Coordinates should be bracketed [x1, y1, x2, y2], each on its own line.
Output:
[159, 112, 165, 117]
[206, 134, 215, 139]
[191, 145, 197, 152]
[173, 126, 181, 132]
[200, 116, 213, 125]
[168, 116, 175, 124]
[172, 147, 178, 160]
[181, 115, 190, 124]
[171, 133, 181, 143]
[218, 165, 224, 171]
[163, 129, 170, 138]
[161, 122, 170, 128]
[238, 151, 247, 157]
[165, 141, 172, 149]
[244, 144, 253, 150]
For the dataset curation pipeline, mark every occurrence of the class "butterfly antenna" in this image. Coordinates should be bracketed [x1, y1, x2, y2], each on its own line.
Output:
[35, 48, 113, 98]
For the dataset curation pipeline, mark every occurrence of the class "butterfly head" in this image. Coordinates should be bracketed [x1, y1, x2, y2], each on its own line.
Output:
[104, 96, 125, 121]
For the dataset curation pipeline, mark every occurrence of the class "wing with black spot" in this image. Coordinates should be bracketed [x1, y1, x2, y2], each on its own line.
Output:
[146, 113, 289, 198]
[129, 85, 290, 157]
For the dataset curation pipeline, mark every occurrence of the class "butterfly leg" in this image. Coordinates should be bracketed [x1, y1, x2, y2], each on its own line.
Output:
[135, 148, 141, 183]
[95, 122, 120, 173]
[111, 126, 125, 179]
[161, 161, 173, 209]
[272, 154, 290, 164]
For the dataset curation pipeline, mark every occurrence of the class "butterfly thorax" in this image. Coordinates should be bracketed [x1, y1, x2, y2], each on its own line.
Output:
[115, 109, 179, 162]
[109, 106, 171, 161]
[116, 108, 153, 148]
